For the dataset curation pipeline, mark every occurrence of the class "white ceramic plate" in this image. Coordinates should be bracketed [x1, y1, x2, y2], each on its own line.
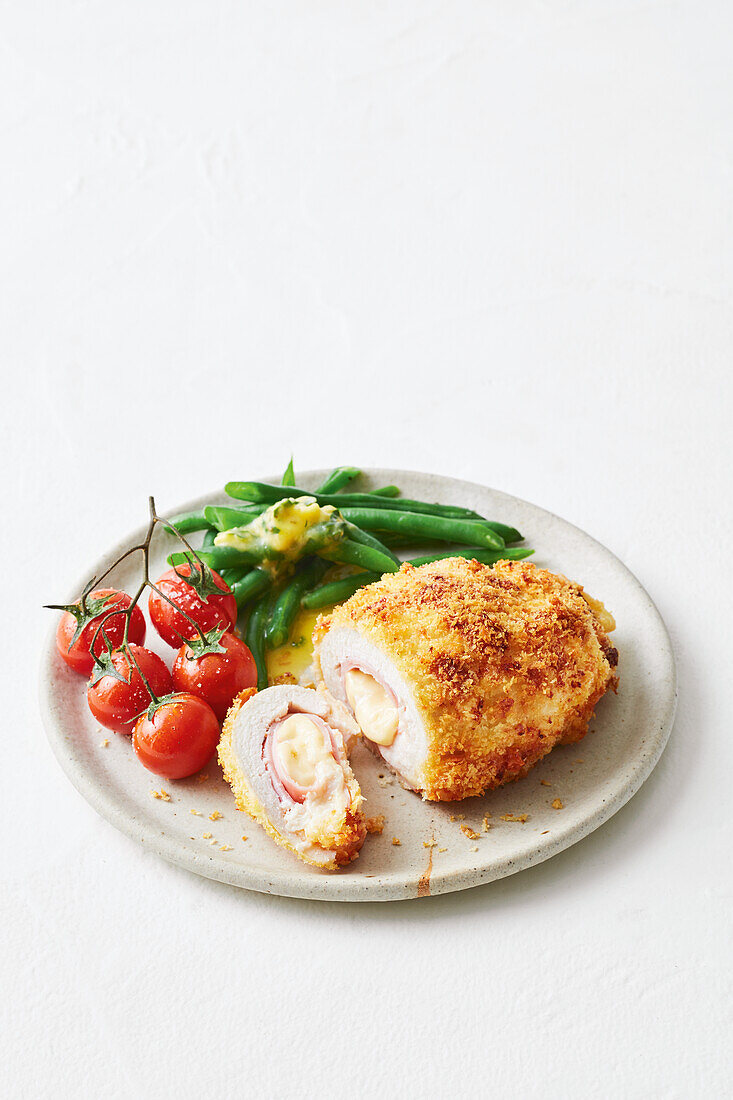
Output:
[40, 470, 676, 902]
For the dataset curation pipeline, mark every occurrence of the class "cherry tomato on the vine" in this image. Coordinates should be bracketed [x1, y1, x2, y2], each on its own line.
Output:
[148, 565, 237, 648]
[55, 588, 146, 676]
[132, 693, 220, 779]
[172, 632, 257, 721]
[87, 644, 173, 735]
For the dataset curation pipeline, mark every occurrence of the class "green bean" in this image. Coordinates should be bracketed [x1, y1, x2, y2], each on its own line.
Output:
[301, 571, 381, 609]
[348, 493, 484, 518]
[344, 521, 400, 565]
[168, 545, 260, 570]
[320, 539, 399, 574]
[231, 569, 271, 609]
[376, 521, 519, 547]
[204, 504, 266, 531]
[481, 521, 522, 544]
[220, 565, 249, 587]
[369, 485, 400, 497]
[380, 522, 522, 546]
[166, 509, 211, 534]
[281, 457, 296, 486]
[337, 508, 505, 550]
[408, 547, 534, 567]
[202, 527, 218, 549]
[336, 494, 481, 518]
[227, 481, 298, 502]
[378, 529, 457, 547]
[225, 481, 484, 520]
[347, 493, 485, 519]
[265, 559, 329, 648]
[245, 591, 274, 690]
[220, 481, 314, 506]
[315, 466, 361, 493]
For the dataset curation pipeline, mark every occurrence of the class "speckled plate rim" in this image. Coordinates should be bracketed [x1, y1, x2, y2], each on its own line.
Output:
[39, 469, 677, 902]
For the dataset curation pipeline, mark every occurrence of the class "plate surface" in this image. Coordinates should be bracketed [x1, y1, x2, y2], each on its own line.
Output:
[40, 470, 676, 902]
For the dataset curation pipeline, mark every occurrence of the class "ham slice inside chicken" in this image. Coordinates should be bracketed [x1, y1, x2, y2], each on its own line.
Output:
[264, 712, 345, 805]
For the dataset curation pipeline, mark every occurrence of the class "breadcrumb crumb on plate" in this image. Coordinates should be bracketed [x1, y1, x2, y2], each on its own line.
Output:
[40, 468, 676, 902]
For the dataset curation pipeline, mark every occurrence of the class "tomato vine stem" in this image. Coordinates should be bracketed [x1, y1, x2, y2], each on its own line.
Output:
[71, 497, 218, 700]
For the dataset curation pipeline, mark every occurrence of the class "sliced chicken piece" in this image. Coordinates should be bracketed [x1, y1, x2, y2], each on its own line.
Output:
[313, 558, 618, 802]
[218, 685, 365, 868]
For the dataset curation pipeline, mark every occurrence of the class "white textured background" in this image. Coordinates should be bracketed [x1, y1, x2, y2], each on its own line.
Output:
[3, 2, 732, 1097]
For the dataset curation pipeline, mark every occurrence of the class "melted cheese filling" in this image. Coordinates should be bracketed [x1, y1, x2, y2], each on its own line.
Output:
[273, 713, 339, 789]
[582, 592, 617, 634]
[344, 668, 399, 746]
[270, 713, 350, 842]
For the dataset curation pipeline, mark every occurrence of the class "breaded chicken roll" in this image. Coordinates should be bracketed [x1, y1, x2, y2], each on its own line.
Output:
[219, 685, 366, 868]
[313, 558, 618, 802]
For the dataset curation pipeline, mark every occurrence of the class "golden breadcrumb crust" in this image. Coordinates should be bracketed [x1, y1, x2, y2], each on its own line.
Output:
[218, 689, 366, 869]
[315, 558, 618, 801]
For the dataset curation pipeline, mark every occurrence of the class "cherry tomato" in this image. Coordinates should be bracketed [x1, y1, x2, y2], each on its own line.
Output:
[172, 632, 258, 721]
[55, 588, 146, 676]
[87, 644, 173, 735]
[148, 565, 237, 648]
[132, 693, 220, 779]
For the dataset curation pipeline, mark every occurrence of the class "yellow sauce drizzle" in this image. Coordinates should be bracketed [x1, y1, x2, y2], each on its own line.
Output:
[266, 607, 329, 683]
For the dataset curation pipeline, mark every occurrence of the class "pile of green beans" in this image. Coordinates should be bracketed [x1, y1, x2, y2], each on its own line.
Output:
[166, 461, 531, 691]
